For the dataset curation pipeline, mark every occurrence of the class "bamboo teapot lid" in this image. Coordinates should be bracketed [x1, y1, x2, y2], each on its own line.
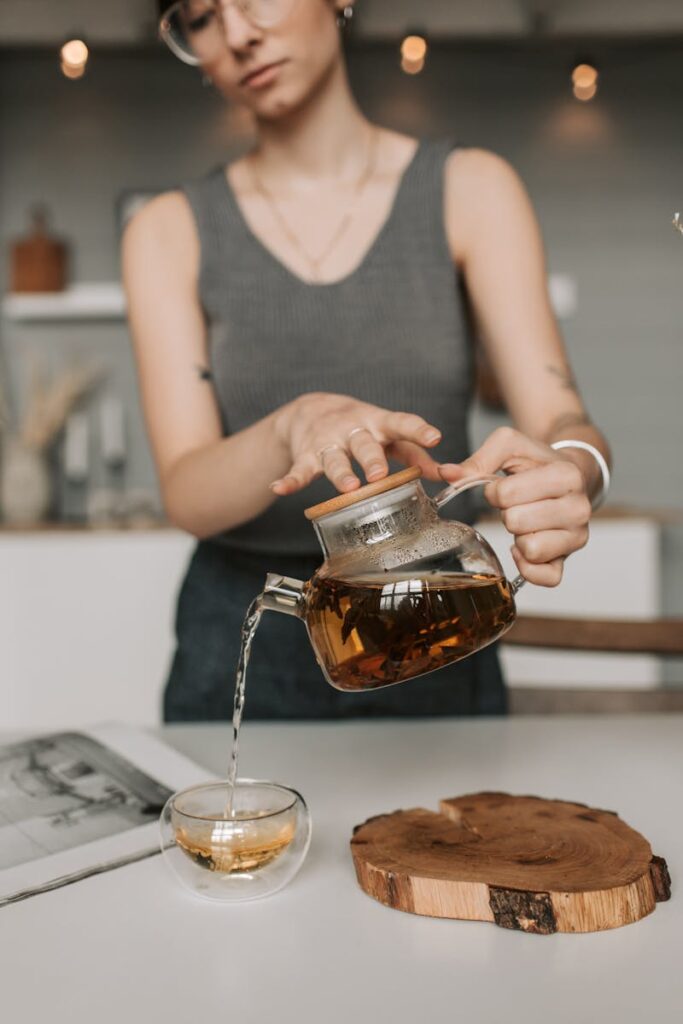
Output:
[304, 466, 422, 521]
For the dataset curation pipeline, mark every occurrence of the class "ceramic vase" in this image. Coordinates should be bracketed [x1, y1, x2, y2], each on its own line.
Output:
[0, 437, 52, 525]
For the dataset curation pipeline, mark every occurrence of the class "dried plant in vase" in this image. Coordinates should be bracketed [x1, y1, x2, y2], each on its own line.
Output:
[0, 359, 100, 525]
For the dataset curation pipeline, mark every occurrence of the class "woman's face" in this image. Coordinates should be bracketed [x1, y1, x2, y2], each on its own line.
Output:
[194, 0, 350, 120]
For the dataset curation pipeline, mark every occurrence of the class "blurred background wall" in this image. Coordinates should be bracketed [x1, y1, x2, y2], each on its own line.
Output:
[2, 37, 682, 577]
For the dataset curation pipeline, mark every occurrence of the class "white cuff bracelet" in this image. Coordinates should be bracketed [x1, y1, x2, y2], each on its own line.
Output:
[550, 439, 610, 510]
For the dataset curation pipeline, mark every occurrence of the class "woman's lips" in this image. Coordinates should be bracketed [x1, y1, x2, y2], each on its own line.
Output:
[241, 60, 287, 90]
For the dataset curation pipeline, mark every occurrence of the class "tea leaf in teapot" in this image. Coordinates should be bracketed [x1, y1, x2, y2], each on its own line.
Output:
[340, 599, 366, 644]
[314, 577, 344, 619]
[306, 573, 515, 692]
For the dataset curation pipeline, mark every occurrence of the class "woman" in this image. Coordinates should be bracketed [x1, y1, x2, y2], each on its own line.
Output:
[123, 0, 611, 721]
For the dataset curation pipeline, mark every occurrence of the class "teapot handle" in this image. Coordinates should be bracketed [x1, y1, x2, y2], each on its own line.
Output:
[433, 474, 526, 596]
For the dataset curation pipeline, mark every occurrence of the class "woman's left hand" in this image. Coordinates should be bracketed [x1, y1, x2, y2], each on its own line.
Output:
[439, 427, 592, 587]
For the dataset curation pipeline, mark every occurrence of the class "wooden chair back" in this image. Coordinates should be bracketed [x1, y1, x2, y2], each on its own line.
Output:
[504, 615, 683, 656]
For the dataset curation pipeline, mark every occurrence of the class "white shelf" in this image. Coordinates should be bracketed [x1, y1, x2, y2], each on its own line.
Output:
[2, 275, 577, 323]
[2, 282, 126, 321]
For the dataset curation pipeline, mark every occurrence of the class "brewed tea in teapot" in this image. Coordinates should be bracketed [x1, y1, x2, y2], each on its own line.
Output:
[263, 467, 525, 691]
[305, 571, 514, 691]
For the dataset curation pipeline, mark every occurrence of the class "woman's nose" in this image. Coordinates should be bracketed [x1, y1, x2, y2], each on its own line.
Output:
[219, 1, 263, 52]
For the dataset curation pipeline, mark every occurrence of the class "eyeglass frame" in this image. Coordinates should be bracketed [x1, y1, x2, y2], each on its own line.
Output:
[158, 0, 302, 65]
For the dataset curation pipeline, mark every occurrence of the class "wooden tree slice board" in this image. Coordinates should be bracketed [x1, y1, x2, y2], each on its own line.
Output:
[351, 792, 670, 934]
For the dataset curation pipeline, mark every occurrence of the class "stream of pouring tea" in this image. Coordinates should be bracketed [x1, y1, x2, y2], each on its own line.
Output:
[224, 595, 264, 819]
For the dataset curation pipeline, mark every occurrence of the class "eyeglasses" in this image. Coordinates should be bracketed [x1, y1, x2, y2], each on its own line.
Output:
[159, 0, 299, 65]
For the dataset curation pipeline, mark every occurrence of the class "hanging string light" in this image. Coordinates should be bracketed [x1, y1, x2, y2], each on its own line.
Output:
[401, 34, 428, 76]
[572, 62, 598, 102]
[60, 39, 89, 80]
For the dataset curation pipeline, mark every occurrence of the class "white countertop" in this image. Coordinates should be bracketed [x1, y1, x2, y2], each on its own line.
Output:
[1, 716, 681, 1023]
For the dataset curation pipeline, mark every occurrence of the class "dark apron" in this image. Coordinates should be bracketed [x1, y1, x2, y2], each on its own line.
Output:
[164, 540, 508, 722]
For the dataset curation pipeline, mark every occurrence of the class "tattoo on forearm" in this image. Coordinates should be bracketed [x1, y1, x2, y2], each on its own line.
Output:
[195, 363, 213, 382]
[547, 410, 593, 437]
[546, 363, 579, 392]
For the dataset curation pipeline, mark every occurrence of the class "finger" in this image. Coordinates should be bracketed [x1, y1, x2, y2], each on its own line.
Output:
[439, 426, 551, 482]
[511, 545, 565, 588]
[488, 460, 586, 510]
[319, 446, 360, 492]
[347, 429, 389, 482]
[379, 412, 442, 448]
[270, 453, 322, 495]
[386, 440, 443, 481]
[515, 527, 589, 565]
[502, 493, 592, 535]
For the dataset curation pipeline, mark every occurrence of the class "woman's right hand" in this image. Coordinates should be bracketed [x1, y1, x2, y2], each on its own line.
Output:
[270, 392, 444, 496]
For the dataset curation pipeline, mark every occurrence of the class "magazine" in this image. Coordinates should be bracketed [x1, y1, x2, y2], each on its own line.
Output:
[0, 723, 212, 907]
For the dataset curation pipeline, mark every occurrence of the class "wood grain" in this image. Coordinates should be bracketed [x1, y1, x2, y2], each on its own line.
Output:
[351, 792, 670, 934]
[304, 467, 421, 520]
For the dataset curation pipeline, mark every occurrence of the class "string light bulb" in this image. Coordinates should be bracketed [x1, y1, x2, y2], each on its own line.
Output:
[574, 81, 597, 102]
[572, 63, 597, 88]
[60, 38, 89, 79]
[401, 35, 427, 63]
[572, 61, 598, 102]
[400, 33, 428, 75]
[60, 60, 86, 80]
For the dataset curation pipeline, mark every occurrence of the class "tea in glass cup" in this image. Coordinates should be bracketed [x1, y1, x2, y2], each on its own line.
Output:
[160, 779, 311, 902]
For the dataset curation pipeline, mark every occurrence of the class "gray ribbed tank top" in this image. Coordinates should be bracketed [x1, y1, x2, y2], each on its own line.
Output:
[182, 137, 475, 556]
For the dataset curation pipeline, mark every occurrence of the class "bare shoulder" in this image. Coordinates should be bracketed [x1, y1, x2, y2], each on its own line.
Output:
[444, 148, 535, 262]
[122, 189, 198, 272]
[445, 147, 526, 199]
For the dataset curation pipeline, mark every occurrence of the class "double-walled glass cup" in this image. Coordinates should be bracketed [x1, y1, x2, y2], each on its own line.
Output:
[160, 779, 312, 902]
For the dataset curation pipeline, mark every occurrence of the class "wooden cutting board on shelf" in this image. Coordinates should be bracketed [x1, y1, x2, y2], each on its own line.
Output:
[351, 792, 670, 934]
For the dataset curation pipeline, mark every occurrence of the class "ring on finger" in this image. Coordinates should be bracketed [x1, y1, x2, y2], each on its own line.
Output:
[317, 443, 345, 460]
[346, 427, 369, 443]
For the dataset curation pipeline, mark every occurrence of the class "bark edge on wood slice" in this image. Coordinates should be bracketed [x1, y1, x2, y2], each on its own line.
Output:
[350, 792, 670, 934]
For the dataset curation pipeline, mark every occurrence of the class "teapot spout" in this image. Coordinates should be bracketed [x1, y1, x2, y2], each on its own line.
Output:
[262, 573, 306, 617]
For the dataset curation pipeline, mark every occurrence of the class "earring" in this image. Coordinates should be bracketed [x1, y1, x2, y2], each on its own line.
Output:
[336, 5, 354, 28]
[201, 72, 213, 87]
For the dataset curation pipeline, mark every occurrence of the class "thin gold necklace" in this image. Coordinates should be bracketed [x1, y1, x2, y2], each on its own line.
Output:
[248, 128, 379, 283]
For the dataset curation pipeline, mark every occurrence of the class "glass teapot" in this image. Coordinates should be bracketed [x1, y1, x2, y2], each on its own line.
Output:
[262, 467, 525, 692]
